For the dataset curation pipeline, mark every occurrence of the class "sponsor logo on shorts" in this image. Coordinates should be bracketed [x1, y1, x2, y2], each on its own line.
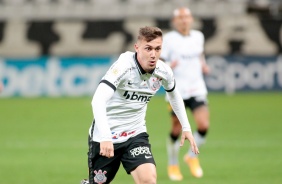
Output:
[130, 146, 152, 158]
[94, 170, 107, 184]
[145, 155, 152, 159]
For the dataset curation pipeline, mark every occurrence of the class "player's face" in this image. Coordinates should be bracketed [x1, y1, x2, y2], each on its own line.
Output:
[134, 37, 162, 73]
[173, 9, 193, 35]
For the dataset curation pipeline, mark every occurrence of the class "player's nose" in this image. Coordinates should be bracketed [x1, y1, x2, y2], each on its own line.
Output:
[150, 50, 156, 58]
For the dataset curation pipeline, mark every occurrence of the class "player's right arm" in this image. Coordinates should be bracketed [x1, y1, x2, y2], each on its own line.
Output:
[91, 52, 131, 158]
[92, 82, 115, 158]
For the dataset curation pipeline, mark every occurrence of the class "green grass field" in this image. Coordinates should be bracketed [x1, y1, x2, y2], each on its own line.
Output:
[1, 92, 282, 184]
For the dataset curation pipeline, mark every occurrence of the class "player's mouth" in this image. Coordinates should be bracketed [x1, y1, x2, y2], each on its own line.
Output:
[149, 61, 156, 66]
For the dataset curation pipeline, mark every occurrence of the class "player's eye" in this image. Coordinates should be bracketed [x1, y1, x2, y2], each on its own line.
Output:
[145, 47, 152, 51]
[155, 47, 161, 51]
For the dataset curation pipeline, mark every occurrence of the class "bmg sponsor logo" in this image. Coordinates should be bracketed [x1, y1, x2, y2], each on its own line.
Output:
[123, 91, 152, 102]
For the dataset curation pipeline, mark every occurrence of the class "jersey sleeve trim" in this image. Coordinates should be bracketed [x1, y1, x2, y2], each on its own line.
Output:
[100, 80, 116, 91]
[165, 81, 176, 92]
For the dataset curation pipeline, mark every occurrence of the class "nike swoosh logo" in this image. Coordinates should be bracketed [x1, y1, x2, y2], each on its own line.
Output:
[145, 155, 152, 159]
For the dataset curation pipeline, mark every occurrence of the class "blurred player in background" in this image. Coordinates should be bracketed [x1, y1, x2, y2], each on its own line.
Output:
[81, 26, 199, 184]
[0, 81, 3, 93]
[161, 7, 210, 181]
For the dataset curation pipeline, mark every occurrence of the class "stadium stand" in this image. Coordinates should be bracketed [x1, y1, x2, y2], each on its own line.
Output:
[0, 0, 281, 57]
[0, 21, 40, 57]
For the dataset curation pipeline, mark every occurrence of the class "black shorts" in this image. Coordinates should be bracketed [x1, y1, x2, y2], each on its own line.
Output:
[169, 96, 208, 115]
[87, 132, 155, 184]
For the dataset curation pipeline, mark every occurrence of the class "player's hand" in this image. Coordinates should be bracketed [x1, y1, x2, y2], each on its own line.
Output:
[100, 141, 114, 158]
[170, 60, 179, 69]
[202, 64, 210, 75]
[180, 131, 200, 154]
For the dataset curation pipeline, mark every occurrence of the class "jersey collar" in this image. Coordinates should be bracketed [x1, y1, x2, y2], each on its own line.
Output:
[175, 30, 190, 37]
[134, 52, 155, 75]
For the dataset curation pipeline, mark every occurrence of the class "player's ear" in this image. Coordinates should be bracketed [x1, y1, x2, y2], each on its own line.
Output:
[190, 15, 194, 23]
[134, 43, 139, 52]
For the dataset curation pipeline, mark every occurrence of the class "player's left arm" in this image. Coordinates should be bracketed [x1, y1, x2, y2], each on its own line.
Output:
[166, 89, 199, 154]
[0, 81, 3, 93]
[200, 53, 210, 75]
[161, 63, 199, 154]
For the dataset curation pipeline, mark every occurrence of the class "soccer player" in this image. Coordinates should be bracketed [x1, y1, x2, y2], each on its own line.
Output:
[161, 7, 210, 180]
[81, 26, 199, 184]
[0, 81, 3, 93]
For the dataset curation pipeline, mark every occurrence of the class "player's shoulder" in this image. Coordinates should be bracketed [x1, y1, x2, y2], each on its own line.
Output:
[118, 51, 135, 62]
[108, 51, 135, 74]
[120, 51, 135, 57]
[190, 30, 204, 38]
[104, 52, 135, 82]
[114, 51, 135, 66]
[164, 30, 179, 38]
[155, 60, 173, 77]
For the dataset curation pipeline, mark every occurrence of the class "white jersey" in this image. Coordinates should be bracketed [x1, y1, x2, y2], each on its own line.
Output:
[161, 30, 207, 99]
[90, 51, 176, 144]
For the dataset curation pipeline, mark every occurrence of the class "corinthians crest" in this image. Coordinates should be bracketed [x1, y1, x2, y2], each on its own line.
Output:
[150, 77, 162, 91]
[94, 169, 107, 184]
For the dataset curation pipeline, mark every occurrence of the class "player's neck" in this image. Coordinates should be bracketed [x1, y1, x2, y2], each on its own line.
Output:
[178, 29, 190, 36]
